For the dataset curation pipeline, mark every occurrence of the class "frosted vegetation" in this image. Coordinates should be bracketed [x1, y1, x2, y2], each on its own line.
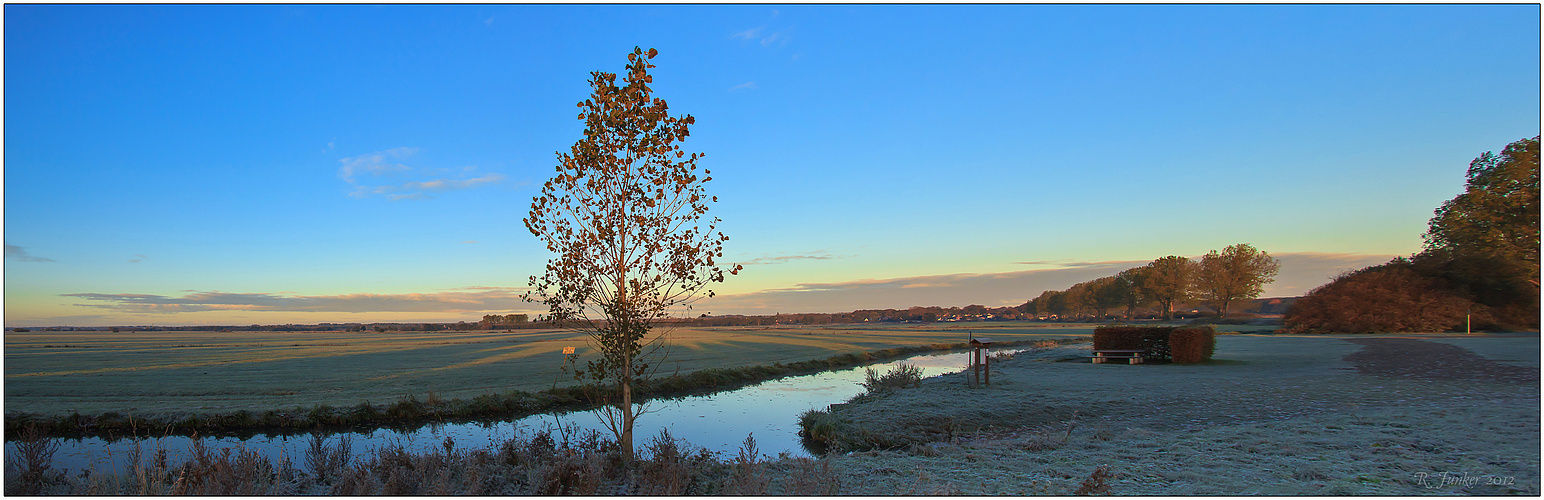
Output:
[8, 333, 1536, 494]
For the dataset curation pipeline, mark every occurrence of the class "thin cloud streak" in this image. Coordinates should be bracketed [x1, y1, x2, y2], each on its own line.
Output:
[730, 25, 788, 46]
[5, 242, 54, 262]
[730, 26, 763, 40]
[338, 147, 417, 183]
[742, 251, 836, 266]
[1014, 259, 1148, 269]
[339, 147, 504, 200]
[63, 287, 531, 315]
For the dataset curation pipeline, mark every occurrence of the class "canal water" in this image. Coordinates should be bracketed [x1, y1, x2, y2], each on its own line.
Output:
[20, 348, 1012, 474]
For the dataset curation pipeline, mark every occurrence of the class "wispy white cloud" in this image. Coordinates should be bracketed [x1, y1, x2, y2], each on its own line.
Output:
[63, 287, 530, 315]
[404, 174, 505, 192]
[742, 251, 837, 266]
[731, 26, 763, 40]
[5, 242, 54, 262]
[338, 147, 418, 183]
[338, 148, 504, 200]
[1014, 259, 1148, 269]
[729, 81, 758, 91]
[128, 254, 148, 263]
[731, 25, 789, 47]
[460, 240, 478, 244]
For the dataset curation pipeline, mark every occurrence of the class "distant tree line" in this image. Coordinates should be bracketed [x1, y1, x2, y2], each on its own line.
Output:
[479, 314, 531, 328]
[683, 305, 1032, 326]
[1022, 243, 1281, 321]
[1284, 136, 1540, 333]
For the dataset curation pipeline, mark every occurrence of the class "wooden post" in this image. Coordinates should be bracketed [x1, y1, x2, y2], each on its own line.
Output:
[971, 348, 980, 387]
[984, 346, 990, 386]
[969, 338, 994, 387]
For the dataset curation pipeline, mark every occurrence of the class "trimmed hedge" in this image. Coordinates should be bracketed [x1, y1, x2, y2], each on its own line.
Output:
[1092, 326, 1176, 361]
[1170, 326, 1217, 364]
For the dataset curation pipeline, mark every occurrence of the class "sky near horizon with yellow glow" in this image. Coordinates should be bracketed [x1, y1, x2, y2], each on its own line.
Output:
[4, 5, 1540, 327]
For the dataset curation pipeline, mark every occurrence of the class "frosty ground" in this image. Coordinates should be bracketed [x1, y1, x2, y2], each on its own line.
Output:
[812, 333, 1540, 495]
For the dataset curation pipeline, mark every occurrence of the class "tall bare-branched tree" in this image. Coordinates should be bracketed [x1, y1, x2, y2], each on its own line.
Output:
[524, 46, 740, 461]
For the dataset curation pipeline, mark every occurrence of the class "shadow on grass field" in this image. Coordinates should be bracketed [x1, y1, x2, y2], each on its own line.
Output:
[4, 334, 1083, 440]
[4, 323, 1103, 419]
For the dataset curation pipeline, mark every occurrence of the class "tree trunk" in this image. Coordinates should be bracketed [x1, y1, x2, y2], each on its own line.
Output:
[620, 372, 634, 462]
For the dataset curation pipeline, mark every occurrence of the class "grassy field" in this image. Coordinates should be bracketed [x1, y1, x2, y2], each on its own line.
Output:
[4, 321, 1142, 419]
[11, 329, 1535, 495]
[802, 332, 1541, 495]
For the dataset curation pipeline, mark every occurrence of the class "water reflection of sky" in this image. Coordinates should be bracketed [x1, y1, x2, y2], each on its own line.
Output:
[27, 349, 1016, 473]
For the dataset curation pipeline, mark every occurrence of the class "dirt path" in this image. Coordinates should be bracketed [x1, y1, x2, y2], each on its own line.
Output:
[1344, 338, 1541, 384]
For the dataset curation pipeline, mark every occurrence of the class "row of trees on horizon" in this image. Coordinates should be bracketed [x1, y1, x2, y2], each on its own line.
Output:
[1024, 244, 1282, 321]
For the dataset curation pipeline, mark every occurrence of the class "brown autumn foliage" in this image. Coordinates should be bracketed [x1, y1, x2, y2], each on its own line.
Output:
[1285, 137, 1539, 333]
[1282, 259, 1475, 334]
[524, 46, 740, 461]
[1169, 326, 1216, 364]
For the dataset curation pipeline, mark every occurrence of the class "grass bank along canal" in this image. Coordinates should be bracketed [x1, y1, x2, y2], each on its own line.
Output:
[799, 333, 1540, 495]
[8, 339, 1072, 474]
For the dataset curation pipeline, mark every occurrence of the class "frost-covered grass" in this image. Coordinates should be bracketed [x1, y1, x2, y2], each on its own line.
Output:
[806, 335, 1540, 495]
[4, 322, 1099, 418]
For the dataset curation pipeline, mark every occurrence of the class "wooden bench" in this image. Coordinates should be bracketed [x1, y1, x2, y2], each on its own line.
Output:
[1091, 349, 1146, 364]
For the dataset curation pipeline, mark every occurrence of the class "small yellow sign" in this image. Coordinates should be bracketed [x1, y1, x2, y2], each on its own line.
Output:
[562, 346, 575, 355]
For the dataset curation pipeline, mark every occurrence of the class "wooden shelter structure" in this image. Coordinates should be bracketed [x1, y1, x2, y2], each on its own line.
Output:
[968, 337, 993, 387]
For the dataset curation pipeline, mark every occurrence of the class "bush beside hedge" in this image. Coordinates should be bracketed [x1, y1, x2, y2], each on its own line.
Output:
[1170, 326, 1216, 364]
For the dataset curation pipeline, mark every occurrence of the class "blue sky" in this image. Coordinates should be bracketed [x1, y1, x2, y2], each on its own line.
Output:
[4, 4, 1539, 326]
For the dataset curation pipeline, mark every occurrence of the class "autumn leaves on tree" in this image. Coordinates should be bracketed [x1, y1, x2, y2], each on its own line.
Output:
[1026, 244, 1280, 321]
[524, 47, 740, 461]
[1285, 136, 1540, 333]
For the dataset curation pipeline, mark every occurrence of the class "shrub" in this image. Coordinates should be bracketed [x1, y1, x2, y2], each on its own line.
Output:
[1092, 326, 1176, 361]
[797, 409, 844, 448]
[1283, 260, 1474, 333]
[305, 432, 353, 482]
[7, 426, 61, 495]
[1073, 464, 1114, 495]
[860, 363, 922, 393]
[1170, 326, 1216, 363]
